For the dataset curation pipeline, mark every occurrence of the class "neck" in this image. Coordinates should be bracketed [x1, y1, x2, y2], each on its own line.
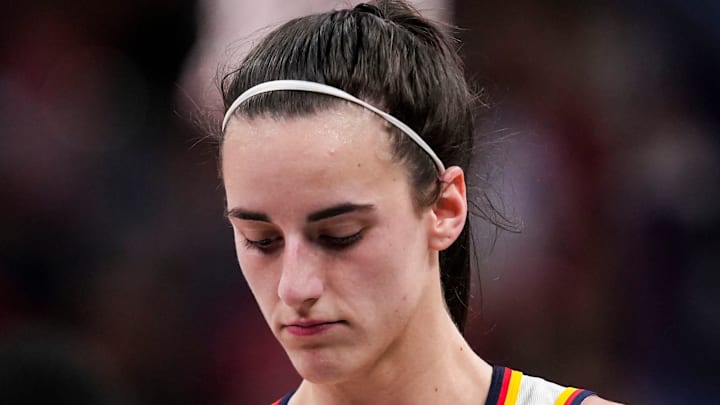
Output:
[292, 281, 492, 405]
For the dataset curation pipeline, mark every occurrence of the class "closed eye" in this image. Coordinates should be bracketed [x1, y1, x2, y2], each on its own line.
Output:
[318, 230, 363, 250]
[243, 230, 364, 253]
[244, 236, 283, 253]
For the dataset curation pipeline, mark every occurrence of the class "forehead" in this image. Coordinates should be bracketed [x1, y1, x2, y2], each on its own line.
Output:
[221, 105, 408, 214]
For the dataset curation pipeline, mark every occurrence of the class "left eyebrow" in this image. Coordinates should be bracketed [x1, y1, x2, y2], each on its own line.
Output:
[225, 207, 272, 222]
[306, 203, 375, 222]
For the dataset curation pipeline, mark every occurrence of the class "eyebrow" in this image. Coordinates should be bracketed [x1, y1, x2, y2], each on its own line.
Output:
[225, 203, 375, 223]
[306, 203, 375, 222]
[225, 207, 271, 222]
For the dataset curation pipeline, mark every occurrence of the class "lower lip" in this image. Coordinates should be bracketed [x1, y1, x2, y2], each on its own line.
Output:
[285, 322, 342, 337]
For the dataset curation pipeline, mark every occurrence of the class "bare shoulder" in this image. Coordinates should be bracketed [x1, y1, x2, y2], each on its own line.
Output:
[581, 395, 625, 405]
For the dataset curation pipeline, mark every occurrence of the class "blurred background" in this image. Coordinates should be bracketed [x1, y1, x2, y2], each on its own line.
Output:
[1, 0, 718, 403]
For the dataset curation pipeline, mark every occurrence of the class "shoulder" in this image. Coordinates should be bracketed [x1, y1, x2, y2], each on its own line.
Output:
[581, 396, 625, 405]
[490, 366, 623, 405]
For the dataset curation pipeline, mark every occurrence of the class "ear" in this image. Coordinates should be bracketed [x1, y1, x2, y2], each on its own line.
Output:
[427, 166, 468, 251]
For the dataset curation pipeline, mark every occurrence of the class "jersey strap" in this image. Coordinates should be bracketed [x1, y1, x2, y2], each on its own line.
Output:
[554, 387, 596, 405]
[486, 366, 524, 405]
[485, 366, 596, 405]
[270, 391, 294, 405]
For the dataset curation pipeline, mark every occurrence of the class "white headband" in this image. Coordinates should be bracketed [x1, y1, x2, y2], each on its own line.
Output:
[222, 80, 446, 173]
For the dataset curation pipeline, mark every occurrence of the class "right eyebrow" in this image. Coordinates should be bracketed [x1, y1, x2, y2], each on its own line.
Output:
[225, 207, 272, 222]
[306, 203, 375, 222]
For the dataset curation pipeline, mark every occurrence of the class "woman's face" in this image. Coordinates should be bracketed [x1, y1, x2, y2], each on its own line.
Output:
[222, 105, 440, 383]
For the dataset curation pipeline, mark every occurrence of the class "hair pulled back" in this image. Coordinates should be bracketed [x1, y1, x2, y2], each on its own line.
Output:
[219, 0, 477, 332]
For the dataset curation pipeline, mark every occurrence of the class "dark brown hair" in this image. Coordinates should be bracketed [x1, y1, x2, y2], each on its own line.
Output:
[219, 0, 479, 332]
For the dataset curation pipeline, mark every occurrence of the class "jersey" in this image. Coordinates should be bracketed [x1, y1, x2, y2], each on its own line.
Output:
[485, 366, 596, 405]
[270, 365, 596, 405]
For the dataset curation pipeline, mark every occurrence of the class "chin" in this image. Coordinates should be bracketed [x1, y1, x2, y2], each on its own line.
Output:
[287, 347, 359, 385]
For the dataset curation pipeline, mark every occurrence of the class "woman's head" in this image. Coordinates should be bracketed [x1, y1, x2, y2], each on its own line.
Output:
[222, 104, 467, 382]
[219, 0, 477, 333]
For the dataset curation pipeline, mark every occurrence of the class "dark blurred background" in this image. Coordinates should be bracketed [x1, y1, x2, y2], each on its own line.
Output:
[1, 1, 717, 404]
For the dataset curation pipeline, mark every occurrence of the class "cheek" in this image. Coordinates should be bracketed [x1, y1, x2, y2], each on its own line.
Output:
[338, 219, 428, 315]
[238, 256, 277, 296]
[233, 236, 280, 319]
[240, 265, 281, 326]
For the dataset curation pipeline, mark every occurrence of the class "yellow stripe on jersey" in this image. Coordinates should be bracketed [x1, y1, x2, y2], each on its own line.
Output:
[504, 369, 523, 405]
[554, 387, 581, 405]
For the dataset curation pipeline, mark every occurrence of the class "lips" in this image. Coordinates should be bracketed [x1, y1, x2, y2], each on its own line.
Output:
[284, 320, 345, 337]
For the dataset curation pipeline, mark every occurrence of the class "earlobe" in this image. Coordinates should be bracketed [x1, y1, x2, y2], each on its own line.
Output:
[428, 166, 468, 251]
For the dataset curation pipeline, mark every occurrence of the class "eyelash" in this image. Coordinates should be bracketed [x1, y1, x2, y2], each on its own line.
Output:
[319, 231, 363, 249]
[243, 231, 363, 253]
[244, 237, 281, 251]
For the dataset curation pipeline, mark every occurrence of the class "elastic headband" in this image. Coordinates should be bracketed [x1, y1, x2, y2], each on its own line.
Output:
[222, 80, 446, 173]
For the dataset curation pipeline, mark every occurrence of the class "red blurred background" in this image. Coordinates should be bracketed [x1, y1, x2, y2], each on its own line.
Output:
[1, 1, 718, 404]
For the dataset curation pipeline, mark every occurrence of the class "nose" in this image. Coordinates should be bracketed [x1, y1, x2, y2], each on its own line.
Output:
[277, 236, 325, 310]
